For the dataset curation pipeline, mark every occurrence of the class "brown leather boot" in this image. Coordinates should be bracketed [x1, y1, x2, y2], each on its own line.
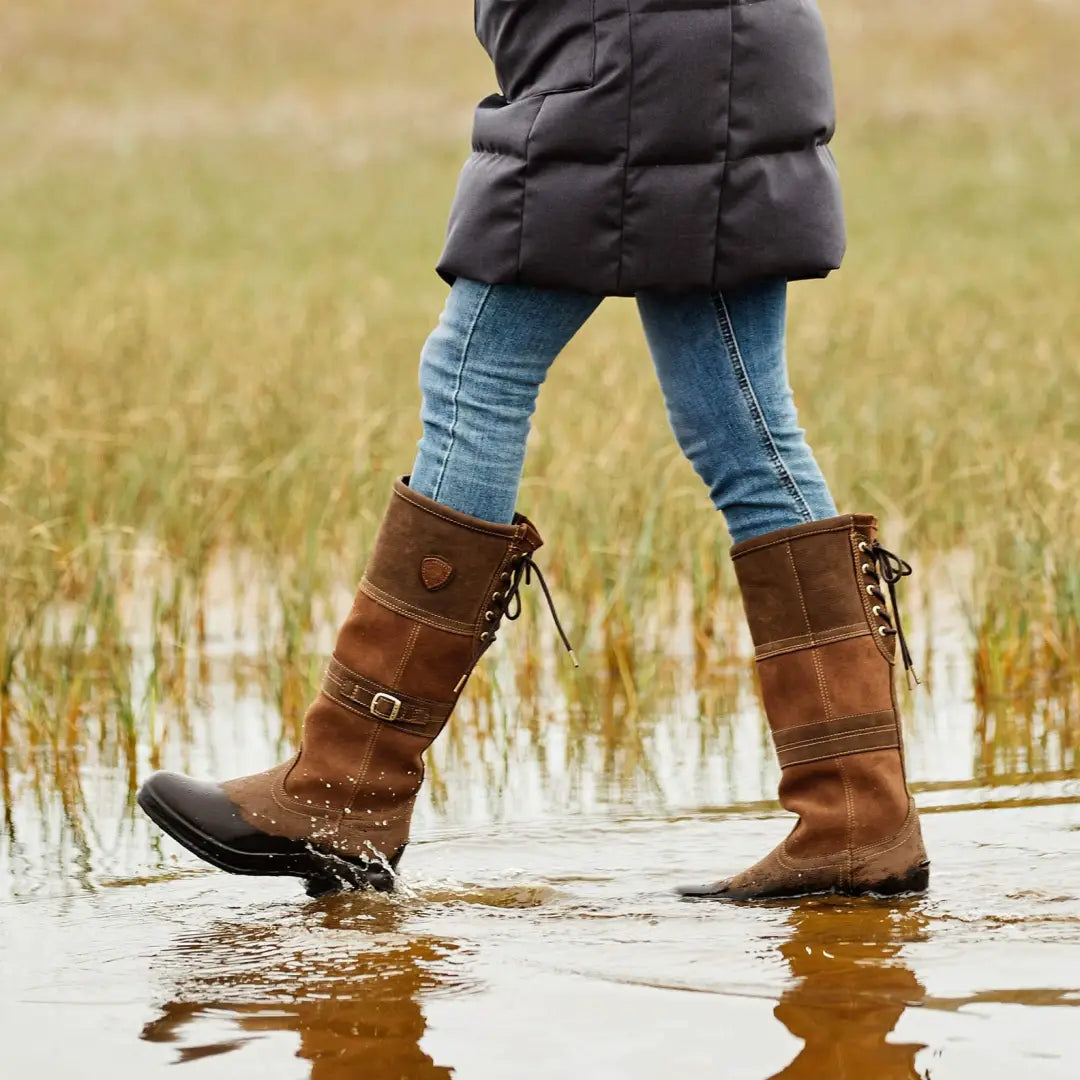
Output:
[138, 477, 571, 895]
[679, 515, 929, 901]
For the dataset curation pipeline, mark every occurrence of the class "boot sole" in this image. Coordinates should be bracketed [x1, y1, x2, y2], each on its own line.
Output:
[136, 783, 401, 896]
[679, 860, 931, 903]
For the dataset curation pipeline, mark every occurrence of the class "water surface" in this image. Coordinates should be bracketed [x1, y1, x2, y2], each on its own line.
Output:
[2, 607, 1078, 1078]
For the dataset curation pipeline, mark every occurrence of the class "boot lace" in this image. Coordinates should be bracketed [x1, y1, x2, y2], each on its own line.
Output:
[858, 538, 919, 686]
[480, 553, 578, 667]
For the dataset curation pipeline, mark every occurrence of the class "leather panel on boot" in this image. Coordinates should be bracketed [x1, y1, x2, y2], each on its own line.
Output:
[777, 760, 851, 861]
[773, 711, 899, 768]
[337, 592, 428, 688]
[286, 702, 424, 822]
[397, 622, 480, 701]
[814, 635, 897, 717]
[733, 541, 808, 647]
[791, 529, 869, 633]
[364, 481, 534, 629]
[219, 689, 427, 860]
[754, 623, 870, 661]
[844, 749, 911, 849]
[757, 649, 830, 730]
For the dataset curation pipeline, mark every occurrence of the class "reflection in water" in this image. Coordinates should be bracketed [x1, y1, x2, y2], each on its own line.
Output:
[141, 896, 456, 1078]
[769, 900, 928, 1080]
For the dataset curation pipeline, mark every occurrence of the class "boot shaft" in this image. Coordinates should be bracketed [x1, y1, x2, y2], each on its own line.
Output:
[337, 477, 543, 707]
[138, 478, 555, 890]
[732, 514, 902, 745]
[732, 515, 912, 859]
[225, 478, 545, 859]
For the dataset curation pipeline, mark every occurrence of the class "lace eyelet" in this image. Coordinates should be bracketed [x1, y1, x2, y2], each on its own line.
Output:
[866, 585, 877, 596]
[480, 631, 491, 642]
[878, 626, 890, 637]
[500, 572, 511, 583]
[872, 605, 884, 617]
[484, 611, 495, 622]
[862, 563, 873, 575]
[492, 592, 503, 602]
[859, 541, 871, 553]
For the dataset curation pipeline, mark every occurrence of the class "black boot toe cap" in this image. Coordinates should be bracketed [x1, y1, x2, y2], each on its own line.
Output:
[137, 771, 304, 858]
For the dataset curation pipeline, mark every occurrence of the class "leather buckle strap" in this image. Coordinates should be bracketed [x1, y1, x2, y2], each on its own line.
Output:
[369, 692, 402, 722]
[321, 657, 450, 740]
[772, 710, 899, 769]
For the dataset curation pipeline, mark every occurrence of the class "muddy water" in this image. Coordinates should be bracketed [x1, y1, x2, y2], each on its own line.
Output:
[2, 621, 1079, 1077]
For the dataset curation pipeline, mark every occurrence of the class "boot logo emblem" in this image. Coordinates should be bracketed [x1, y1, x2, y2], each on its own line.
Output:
[420, 556, 455, 591]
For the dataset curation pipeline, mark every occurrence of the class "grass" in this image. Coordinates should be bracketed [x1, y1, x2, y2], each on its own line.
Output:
[1, 0, 1079, 807]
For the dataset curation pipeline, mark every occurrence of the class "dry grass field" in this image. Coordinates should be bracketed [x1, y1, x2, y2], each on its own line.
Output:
[2, 0, 1079, 798]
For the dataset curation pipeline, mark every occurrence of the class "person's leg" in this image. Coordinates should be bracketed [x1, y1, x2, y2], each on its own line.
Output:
[636, 280, 836, 544]
[411, 278, 602, 523]
[639, 284, 927, 903]
[137, 278, 601, 894]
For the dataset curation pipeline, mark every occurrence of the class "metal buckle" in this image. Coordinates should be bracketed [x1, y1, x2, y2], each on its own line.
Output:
[370, 691, 403, 723]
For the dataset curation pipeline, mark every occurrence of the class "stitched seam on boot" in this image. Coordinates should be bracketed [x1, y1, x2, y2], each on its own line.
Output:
[776, 844, 847, 872]
[333, 722, 383, 832]
[786, 542, 832, 718]
[779, 724, 899, 751]
[270, 761, 344, 822]
[263, 754, 326, 822]
[779, 741, 900, 769]
[331, 782, 423, 848]
[732, 522, 852, 561]
[266, 723, 383, 830]
[335, 805, 410, 840]
[773, 708, 896, 735]
[359, 578, 475, 635]
[838, 755, 856, 857]
[395, 485, 520, 539]
[757, 623, 868, 652]
[392, 622, 422, 688]
[890, 650, 912, 783]
[850, 799, 919, 860]
[756, 626, 871, 661]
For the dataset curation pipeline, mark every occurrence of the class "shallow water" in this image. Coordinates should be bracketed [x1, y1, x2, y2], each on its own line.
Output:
[2, 615, 1079, 1078]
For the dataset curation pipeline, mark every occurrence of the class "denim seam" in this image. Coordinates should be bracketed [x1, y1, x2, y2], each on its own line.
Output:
[430, 283, 495, 502]
[711, 292, 814, 522]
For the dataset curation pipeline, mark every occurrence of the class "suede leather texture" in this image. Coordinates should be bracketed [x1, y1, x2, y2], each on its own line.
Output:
[221, 478, 542, 860]
[691, 514, 927, 898]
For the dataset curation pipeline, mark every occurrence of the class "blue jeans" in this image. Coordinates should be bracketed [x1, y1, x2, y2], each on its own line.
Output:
[410, 278, 836, 544]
